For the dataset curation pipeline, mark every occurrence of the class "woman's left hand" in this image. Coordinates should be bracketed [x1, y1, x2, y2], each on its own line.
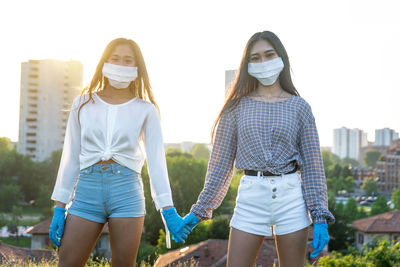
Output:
[310, 223, 330, 258]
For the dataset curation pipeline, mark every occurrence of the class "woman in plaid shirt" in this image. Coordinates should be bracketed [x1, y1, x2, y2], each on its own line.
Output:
[179, 31, 335, 266]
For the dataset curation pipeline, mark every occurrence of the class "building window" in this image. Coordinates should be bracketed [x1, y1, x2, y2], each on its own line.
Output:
[28, 83, 38, 86]
[28, 111, 37, 115]
[29, 125, 37, 129]
[29, 104, 37, 108]
[26, 133, 36, 137]
[358, 233, 364, 244]
[27, 140, 36, 144]
[28, 96, 38, 101]
[26, 118, 37, 122]
[28, 89, 38, 93]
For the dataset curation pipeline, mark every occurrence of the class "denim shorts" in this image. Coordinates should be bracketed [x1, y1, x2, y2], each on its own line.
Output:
[230, 172, 311, 236]
[68, 163, 146, 223]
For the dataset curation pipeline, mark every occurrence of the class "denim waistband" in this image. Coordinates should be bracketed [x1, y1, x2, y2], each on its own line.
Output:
[82, 163, 131, 175]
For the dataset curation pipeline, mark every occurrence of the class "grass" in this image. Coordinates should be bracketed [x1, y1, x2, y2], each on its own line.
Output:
[0, 237, 31, 247]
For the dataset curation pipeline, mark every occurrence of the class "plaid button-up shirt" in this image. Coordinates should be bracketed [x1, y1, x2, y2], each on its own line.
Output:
[190, 95, 335, 224]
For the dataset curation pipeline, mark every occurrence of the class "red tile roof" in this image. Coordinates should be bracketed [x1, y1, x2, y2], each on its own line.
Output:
[351, 210, 400, 233]
[0, 240, 56, 263]
[25, 218, 109, 235]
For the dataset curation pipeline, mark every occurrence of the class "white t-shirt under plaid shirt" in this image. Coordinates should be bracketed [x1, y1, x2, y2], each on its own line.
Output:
[190, 95, 335, 224]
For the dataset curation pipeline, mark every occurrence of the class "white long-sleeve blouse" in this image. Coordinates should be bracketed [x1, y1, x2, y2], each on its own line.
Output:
[51, 92, 173, 210]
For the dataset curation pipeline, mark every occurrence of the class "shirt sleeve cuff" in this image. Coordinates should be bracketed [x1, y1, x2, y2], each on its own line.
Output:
[51, 188, 72, 204]
[311, 209, 335, 224]
[153, 193, 173, 211]
[190, 205, 212, 222]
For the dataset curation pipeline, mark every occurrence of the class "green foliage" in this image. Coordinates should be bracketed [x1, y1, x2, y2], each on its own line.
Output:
[328, 196, 354, 251]
[318, 250, 373, 266]
[326, 176, 355, 195]
[137, 242, 158, 266]
[363, 239, 400, 266]
[343, 198, 358, 222]
[166, 148, 193, 159]
[370, 195, 390, 216]
[319, 240, 400, 266]
[322, 150, 333, 174]
[0, 184, 23, 212]
[341, 165, 353, 179]
[206, 216, 230, 240]
[392, 189, 400, 210]
[0, 237, 31, 247]
[361, 177, 378, 196]
[190, 144, 210, 161]
[327, 164, 343, 179]
[0, 137, 11, 152]
[341, 157, 360, 167]
[364, 150, 382, 169]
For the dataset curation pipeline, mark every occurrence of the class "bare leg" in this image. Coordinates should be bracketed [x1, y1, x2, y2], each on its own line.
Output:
[108, 217, 145, 267]
[275, 226, 309, 267]
[58, 214, 105, 267]
[227, 227, 265, 267]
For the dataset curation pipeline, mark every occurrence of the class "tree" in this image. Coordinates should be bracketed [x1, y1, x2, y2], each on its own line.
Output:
[361, 177, 378, 196]
[0, 184, 23, 212]
[165, 148, 193, 159]
[341, 165, 353, 178]
[322, 151, 333, 174]
[342, 157, 360, 167]
[207, 216, 230, 240]
[392, 189, 400, 210]
[364, 150, 382, 169]
[190, 144, 210, 161]
[327, 163, 342, 179]
[344, 176, 356, 193]
[7, 205, 23, 245]
[343, 197, 359, 222]
[0, 137, 11, 152]
[141, 155, 207, 245]
[370, 195, 390, 216]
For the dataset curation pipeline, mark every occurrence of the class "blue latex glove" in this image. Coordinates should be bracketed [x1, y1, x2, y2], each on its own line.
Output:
[161, 207, 190, 243]
[311, 223, 330, 258]
[49, 206, 67, 246]
[179, 212, 200, 232]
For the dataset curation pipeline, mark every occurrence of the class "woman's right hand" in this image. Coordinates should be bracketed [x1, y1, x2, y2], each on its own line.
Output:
[49, 205, 67, 246]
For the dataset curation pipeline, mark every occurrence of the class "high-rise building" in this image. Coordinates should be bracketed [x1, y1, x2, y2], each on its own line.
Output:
[225, 70, 236, 98]
[333, 127, 368, 160]
[375, 128, 399, 146]
[17, 59, 83, 162]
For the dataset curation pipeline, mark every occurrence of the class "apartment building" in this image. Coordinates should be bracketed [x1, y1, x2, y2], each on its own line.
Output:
[17, 59, 83, 161]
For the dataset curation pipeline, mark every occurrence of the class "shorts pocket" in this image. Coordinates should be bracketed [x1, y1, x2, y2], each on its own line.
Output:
[285, 174, 301, 189]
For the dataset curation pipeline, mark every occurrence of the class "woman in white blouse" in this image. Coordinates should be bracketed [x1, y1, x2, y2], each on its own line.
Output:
[49, 38, 188, 267]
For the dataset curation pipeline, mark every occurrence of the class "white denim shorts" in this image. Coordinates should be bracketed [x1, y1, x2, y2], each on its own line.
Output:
[230, 172, 311, 236]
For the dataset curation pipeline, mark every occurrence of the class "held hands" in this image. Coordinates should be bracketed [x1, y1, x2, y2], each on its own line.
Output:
[161, 207, 191, 243]
[311, 223, 330, 258]
[49, 206, 67, 246]
[175, 212, 200, 240]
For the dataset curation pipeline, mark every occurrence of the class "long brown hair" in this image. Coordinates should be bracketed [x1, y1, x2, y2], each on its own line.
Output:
[77, 38, 158, 120]
[211, 31, 300, 143]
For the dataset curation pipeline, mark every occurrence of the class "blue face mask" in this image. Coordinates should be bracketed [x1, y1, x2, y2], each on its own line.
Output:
[248, 57, 284, 86]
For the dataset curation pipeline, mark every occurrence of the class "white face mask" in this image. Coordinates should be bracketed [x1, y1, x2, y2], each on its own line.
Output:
[102, 63, 138, 89]
[248, 57, 284, 86]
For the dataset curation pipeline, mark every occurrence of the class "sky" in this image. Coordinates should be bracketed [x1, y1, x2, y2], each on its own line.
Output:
[0, 0, 399, 147]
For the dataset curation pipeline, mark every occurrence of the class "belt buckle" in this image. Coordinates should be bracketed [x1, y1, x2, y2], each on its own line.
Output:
[101, 166, 107, 170]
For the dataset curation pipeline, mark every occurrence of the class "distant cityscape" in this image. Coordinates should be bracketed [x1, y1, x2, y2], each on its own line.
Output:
[8, 62, 400, 195]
